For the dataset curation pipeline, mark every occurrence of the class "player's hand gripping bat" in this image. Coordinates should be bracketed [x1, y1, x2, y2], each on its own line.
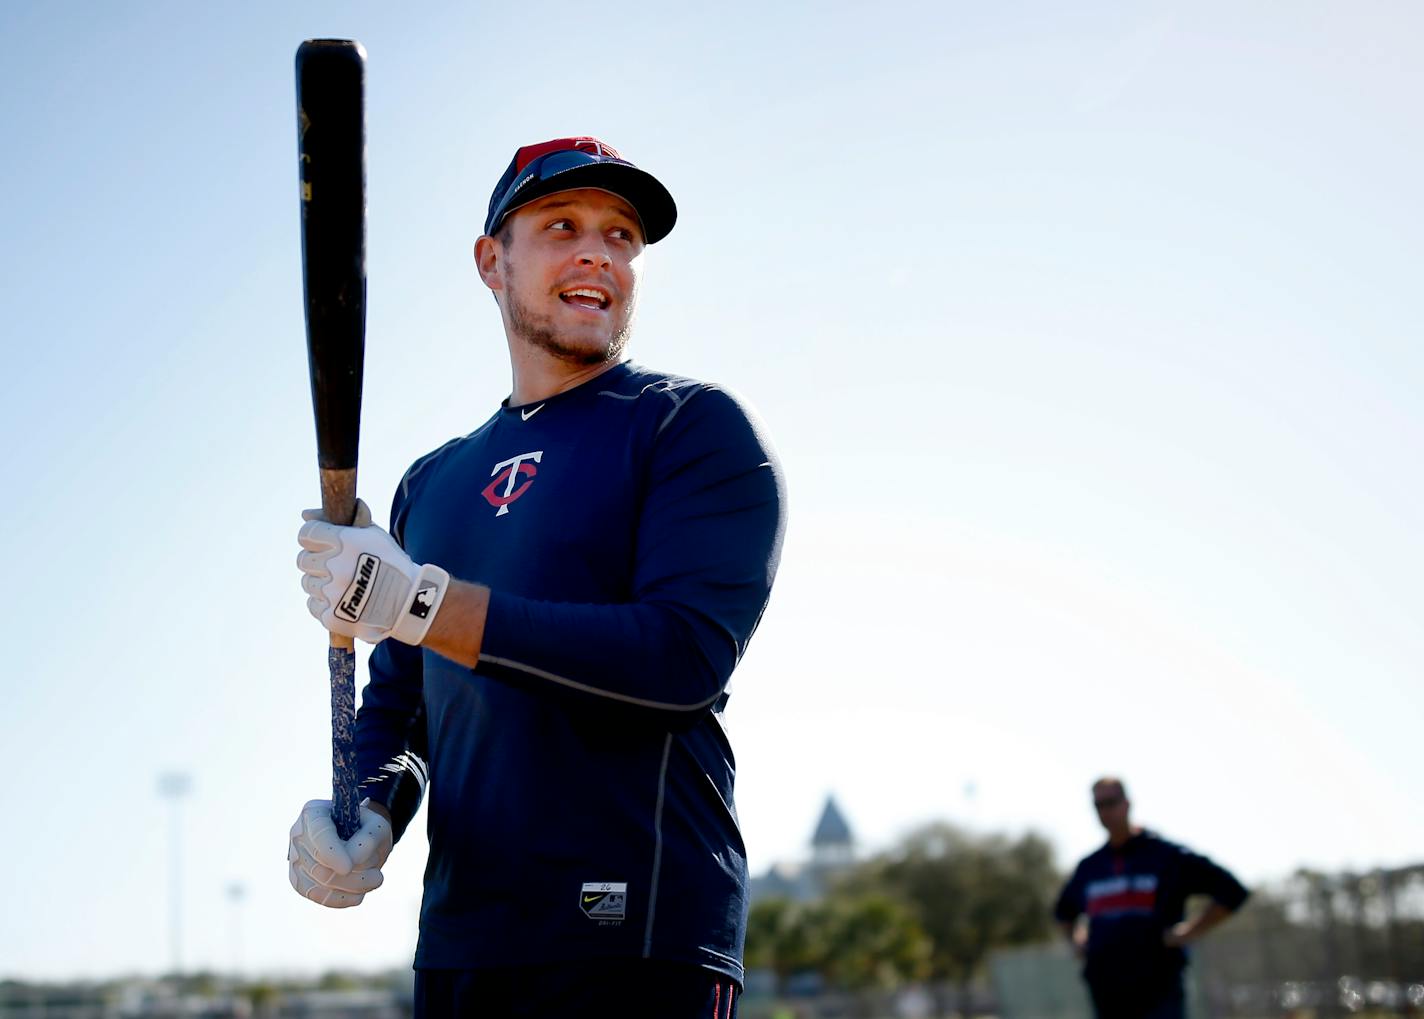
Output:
[296, 39, 367, 840]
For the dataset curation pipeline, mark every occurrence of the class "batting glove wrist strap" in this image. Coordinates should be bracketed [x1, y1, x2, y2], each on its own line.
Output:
[388, 562, 450, 646]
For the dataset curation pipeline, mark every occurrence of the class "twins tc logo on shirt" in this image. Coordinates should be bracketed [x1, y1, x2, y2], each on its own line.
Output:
[483, 451, 543, 516]
[1085, 874, 1159, 917]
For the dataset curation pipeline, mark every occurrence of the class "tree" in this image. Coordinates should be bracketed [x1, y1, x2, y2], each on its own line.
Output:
[746, 893, 931, 1001]
[843, 823, 1061, 1017]
[746, 896, 830, 995]
[316, 970, 365, 991]
[816, 893, 933, 995]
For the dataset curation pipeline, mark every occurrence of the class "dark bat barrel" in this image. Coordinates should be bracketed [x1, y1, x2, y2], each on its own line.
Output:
[297, 40, 366, 486]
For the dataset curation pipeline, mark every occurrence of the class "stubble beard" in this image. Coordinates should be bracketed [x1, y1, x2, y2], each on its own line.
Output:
[504, 259, 636, 367]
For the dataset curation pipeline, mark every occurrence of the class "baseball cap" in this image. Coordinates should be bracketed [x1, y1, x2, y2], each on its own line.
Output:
[483, 137, 677, 244]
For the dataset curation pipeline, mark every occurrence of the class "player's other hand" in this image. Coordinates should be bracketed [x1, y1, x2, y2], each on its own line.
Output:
[297, 500, 450, 645]
[288, 798, 394, 908]
[1162, 923, 1190, 948]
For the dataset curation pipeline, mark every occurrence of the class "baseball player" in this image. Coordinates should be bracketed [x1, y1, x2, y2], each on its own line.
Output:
[1054, 778, 1249, 1019]
[289, 136, 787, 1018]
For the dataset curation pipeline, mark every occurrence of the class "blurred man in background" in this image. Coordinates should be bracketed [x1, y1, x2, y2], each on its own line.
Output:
[1054, 777, 1249, 1019]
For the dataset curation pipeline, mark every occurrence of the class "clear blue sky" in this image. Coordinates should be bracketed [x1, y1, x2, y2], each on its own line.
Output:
[1, 0, 1420, 980]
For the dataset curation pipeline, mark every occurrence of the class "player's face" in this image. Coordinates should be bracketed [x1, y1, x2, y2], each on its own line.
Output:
[493, 189, 646, 367]
[1092, 787, 1129, 833]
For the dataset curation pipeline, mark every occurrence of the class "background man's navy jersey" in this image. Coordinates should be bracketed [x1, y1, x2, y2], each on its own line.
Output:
[354, 362, 786, 984]
[1054, 831, 1248, 1002]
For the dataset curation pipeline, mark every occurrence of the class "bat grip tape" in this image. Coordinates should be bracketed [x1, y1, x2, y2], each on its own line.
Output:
[329, 645, 362, 839]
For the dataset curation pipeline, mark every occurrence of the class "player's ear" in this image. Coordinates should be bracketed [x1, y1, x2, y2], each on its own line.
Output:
[474, 235, 503, 292]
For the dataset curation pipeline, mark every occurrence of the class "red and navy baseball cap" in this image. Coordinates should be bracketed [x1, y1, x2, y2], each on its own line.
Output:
[484, 137, 677, 244]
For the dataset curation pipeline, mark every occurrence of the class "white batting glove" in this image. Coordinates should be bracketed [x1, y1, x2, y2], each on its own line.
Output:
[287, 798, 394, 908]
[297, 500, 450, 645]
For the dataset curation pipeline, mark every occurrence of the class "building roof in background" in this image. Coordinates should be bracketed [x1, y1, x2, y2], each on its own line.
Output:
[811, 795, 853, 848]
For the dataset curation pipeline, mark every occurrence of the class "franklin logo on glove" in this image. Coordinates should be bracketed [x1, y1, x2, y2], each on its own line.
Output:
[336, 553, 380, 622]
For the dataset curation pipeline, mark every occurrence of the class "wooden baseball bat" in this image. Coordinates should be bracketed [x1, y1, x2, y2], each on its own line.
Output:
[296, 38, 367, 841]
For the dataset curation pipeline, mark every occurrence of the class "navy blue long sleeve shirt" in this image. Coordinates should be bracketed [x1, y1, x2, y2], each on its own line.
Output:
[1054, 830, 1249, 1000]
[353, 362, 786, 983]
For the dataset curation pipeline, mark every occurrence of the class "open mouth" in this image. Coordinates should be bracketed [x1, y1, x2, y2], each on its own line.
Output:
[559, 287, 611, 311]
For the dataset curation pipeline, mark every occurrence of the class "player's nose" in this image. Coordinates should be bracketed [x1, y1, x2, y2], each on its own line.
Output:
[575, 243, 613, 270]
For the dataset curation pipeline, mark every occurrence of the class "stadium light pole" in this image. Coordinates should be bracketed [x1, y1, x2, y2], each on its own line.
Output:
[227, 882, 247, 979]
[157, 771, 192, 978]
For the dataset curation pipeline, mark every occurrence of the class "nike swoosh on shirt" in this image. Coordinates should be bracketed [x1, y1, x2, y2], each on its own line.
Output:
[521, 404, 545, 421]
[583, 895, 602, 903]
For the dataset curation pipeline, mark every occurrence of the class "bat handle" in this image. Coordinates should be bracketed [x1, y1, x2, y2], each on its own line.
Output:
[321, 468, 362, 840]
[329, 641, 361, 839]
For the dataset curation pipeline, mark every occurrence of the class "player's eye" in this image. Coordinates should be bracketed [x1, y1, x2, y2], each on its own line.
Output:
[613, 225, 647, 248]
[547, 219, 575, 233]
